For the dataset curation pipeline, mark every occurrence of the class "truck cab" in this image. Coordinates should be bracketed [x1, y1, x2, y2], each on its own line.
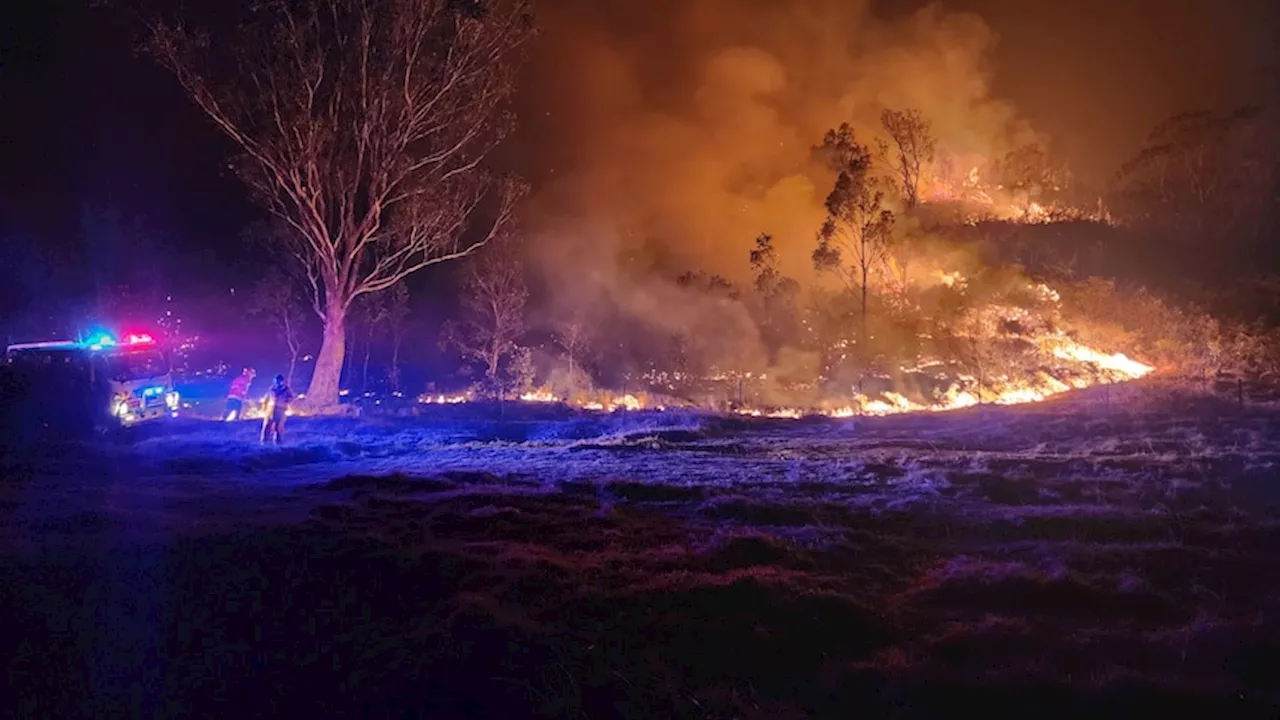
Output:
[4, 332, 179, 431]
[95, 335, 179, 425]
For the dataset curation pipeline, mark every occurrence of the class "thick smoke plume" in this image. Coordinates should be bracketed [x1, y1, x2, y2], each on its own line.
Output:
[519, 0, 1043, 381]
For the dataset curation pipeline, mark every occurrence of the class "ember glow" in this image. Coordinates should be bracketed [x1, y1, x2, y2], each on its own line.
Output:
[241, 404, 297, 420]
[418, 393, 472, 405]
[519, 388, 559, 403]
[570, 392, 651, 413]
[927, 164, 1110, 226]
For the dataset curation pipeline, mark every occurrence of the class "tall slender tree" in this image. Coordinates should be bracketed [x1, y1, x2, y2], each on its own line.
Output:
[876, 108, 936, 209]
[552, 309, 594, 388]
[812, 124, 896, 364]
[749, 233, 800, 359]
[440, 238, 527, 397]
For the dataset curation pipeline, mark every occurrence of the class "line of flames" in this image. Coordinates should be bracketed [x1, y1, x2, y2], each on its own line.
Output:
[805, 333, 1153, 419]
[249, 338, 1149, 422]
[412, 330, 1153, 421]
[928, 164, 1114, 227]
[416, 270, 1155, 419]
[419, 389, 654, 413]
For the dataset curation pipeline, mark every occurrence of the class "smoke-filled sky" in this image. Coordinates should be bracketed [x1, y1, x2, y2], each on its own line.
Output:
[0, 0, 1274, 339]
[512, 0, 1276, 284]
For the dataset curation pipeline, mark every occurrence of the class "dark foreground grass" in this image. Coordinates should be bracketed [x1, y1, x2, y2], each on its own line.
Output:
[3, 389, 1280, 717]
[3, 468, 1278, 718]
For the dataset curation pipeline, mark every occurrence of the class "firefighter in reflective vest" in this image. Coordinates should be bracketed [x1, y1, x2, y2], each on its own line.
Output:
[225, 367, 256, 421]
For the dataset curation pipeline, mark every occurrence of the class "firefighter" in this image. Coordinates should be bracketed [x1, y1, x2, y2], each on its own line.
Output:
[225, 367, 256, 421]
[260, 374, 294, 444]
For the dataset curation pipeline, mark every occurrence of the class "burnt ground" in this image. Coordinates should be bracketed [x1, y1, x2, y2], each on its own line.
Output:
[1, 383, 1279, 718]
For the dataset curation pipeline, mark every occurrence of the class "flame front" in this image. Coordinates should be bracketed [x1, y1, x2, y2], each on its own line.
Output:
[417, 393, 471, 405]
[519, 388, 559, 403]
[731, 274, 1154, 419]
[407, 275, 1152, 421]
[927, 162, 1110, 226]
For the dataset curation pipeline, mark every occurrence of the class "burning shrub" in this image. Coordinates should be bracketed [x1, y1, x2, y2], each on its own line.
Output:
[544, 363, 595, 403]
[1058, 278, 1224, 375]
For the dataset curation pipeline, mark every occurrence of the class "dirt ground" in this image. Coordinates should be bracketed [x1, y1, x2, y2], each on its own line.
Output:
[2, 384, 1278, 717]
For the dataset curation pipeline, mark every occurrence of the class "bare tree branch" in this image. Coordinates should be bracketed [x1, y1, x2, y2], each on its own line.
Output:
[876, 108, 936, 209]
[144, 0, 536, 404]
[440, 235, 527, 396]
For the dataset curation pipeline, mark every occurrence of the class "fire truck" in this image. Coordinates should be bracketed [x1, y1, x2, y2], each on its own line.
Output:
[3, 331, 179, 430]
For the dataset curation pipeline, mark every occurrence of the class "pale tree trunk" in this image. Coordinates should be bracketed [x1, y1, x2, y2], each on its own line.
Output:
[283, 313, 300, 389]
[362, 325, 373, 392]
[858, 257, 869, 397]
[146, 0, 531, 408]
[487, 350, 501, 398]
[489, 350, 505, 417]
[390, 335, 403, 393]
[307, 303, 347, 407]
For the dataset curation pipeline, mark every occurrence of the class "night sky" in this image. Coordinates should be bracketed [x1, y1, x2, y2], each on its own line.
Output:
[1, 0, 1275, 340]
[1, 2, 255, 337]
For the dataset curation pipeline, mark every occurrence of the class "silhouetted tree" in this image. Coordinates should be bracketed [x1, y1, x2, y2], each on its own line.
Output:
[552, 309, 594, 388]
[749, 233, 801, 357]
[813, 123, 895, 365]
[146, 0, 533, 406]
[1114, 106, 1275, 246]
[993, 143, 1067, 216]
[876, 108, 936, 209]
[676, 270, 738, 299]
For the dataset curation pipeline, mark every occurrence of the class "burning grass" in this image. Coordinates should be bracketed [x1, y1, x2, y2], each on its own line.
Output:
[1, 384, 1278, 716]
[506, 272, 1162, 421]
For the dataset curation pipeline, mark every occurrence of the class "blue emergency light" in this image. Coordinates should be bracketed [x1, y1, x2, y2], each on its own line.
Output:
[85, 332, 117, 350]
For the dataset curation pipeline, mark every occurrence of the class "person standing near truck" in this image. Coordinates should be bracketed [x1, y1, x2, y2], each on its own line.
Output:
[260, 374, 294, 444]
[225, 367, 256, 421]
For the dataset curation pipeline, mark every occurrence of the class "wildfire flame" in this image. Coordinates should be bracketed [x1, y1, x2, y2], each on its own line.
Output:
[736, 407, 804, 419]
[418, 393, 471, 404]
[929, 163, 1110, 226]
[416, 387, 659, 413]
[519, 388, 559, 403]
[403, 270, 1153, 422]
[730, 273, 1154, 419]
[1049, 339, 1152, 377]
[581, 393, 646, 412]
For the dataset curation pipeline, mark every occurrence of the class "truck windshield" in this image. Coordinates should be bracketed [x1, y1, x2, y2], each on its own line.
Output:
[105, 350, 168, 382]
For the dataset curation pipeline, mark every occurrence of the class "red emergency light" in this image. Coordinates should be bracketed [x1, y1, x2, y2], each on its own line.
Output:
[123, 333, 155, 345]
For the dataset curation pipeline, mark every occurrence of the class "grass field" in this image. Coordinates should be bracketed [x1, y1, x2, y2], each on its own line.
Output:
[2, 383, 1278, 717]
